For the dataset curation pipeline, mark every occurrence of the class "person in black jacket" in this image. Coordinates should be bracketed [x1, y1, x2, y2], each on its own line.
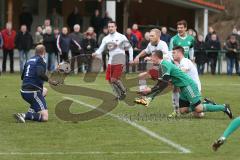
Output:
[19, 6, 33, 31]
[67, 7, 83, 32]
[225, 34, 240, 75]
[90, 9, 102, 37]
[205, 33, 221, 75]
[194, 35, 207, 75]
[43, 26, 56, 72]
[15, 25, 33, 73]
[57, 27, 81, 62]
[69, 24, 84, 73]
[81, 31, 97, 72]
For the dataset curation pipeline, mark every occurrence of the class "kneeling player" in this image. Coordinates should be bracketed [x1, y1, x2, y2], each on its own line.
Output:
[14, 45, 58, 123]
[135, 50, 233, 119]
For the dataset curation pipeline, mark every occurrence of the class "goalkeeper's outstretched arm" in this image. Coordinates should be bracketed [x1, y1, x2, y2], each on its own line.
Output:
[146, 75, 171, 99]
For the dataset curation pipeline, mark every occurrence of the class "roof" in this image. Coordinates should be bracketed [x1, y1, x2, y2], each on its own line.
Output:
[157, 0, 225, 12]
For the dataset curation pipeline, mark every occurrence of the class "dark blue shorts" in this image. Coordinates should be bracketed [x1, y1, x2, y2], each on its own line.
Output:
[21, 90, 47, 113]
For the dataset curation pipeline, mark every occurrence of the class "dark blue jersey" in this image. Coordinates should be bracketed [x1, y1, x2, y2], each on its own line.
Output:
[21, 55, 48, 91]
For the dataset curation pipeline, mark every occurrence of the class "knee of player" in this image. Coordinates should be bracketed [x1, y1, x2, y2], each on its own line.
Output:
[179, 108, 189, 114]
[138, 72, 147, 79]
[110, 78, 117, 83]
[194, 106, 203, 113]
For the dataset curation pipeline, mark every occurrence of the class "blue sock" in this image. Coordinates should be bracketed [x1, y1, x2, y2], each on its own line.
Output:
[25, 112, 42, 122]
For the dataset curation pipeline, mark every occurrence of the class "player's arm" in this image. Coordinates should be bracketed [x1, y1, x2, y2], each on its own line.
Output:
[189, 47, 194, 61]
[36, 64, 48, 82]
[92, 37, 106, 58]
[169, 37, 174, 51]
[134, 48, 147, 64]
[147, 75, 171, 95]
[123, 35, 134, 63]
[21, 64, 27, 80]
[56, 35, 62, 54]
[179, 60, 190, 72]
[37, 60, 59, 85]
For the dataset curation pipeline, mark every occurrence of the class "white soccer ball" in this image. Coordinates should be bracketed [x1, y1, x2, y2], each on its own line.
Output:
[57, 62, 71, 74]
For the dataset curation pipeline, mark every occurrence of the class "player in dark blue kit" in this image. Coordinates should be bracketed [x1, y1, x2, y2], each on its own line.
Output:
[14, 45, 58, 123]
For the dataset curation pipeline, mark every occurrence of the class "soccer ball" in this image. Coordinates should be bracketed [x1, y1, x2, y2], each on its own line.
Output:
[57, 62, 71, 74]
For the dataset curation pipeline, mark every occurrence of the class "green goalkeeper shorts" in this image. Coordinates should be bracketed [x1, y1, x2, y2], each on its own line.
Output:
[179, 82, 201, 108]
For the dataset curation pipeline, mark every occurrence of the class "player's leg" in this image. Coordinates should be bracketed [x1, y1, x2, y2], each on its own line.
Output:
[112, 64, 126, 99]
[15, 91, 48, 123]
[183, 83, 233, 119]
[212, 116, 240, 151]
[138, 72, 150, 92]
[169, 87, 180, 118]
[179, 93, 191, 114]
[106, 64, 126, 100]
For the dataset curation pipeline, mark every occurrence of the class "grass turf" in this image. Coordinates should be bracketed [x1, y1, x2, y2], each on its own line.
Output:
[0, 73, 240, 160]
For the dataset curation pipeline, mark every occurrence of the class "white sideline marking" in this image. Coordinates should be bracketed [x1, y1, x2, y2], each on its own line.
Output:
[64, 97, 191, 154]
[0, 151, 181, 155]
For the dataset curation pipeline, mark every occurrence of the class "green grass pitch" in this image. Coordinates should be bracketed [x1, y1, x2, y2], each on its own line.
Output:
[0, 73, 240, 160]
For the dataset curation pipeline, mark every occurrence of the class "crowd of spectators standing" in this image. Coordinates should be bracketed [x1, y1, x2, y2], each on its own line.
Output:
[0, 8, 240, 76]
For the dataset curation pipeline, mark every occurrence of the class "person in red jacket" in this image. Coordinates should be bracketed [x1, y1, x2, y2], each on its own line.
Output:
[132, 23, 143, 47]
[1, 22, 16, 73]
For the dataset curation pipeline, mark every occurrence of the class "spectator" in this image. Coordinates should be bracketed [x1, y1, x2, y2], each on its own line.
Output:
[0, 32, 3, 48]
[232, 26, 240, 42]
[0, 32, 2, 73]
[101, 11, 112, 29]
[160, 27, 171, 46]
[125, 28, 138, 73]
[53, 28, 60, 62]
[205, 26, 219, 42]
[57, 27, 81, 62]
[225, 34, 239, 75]
[1, 22, 16, 73]
[98, 26, 109, 71]
[139, 31, 150, 71]
[194, 35, 207, 75]
[84, 27, 97, 41]
[132, 23, 143, 47]
[81, 31, 97, 72]
[19, 6, 33, 31]
[34, 26, 43, 45]
[206, 33, 221, 75]
[90, 9, 102, 36]
[43, 26, 56, 72]
[188, 29, 197, 40]
[49, 8, 63, 29]
[67, 7, 83, 32]
[69, 24, 84, 73]
[15, 25, 33, 73]
[42, 19, 51, 34]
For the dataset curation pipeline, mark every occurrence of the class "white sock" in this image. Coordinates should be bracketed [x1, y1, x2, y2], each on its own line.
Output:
[172, 92, 180, 112]
[139, 80, 147, 92]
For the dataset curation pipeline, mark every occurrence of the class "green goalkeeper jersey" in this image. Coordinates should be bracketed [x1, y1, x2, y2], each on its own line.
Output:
[160, 60, 195, 87]
[169, 34, 195, 58]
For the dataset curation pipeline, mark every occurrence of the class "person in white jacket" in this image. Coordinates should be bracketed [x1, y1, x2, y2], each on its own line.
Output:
[92, 21, 134, 100]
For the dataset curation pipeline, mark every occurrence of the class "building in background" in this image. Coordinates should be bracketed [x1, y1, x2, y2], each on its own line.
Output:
[0, 0, 224, 37]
